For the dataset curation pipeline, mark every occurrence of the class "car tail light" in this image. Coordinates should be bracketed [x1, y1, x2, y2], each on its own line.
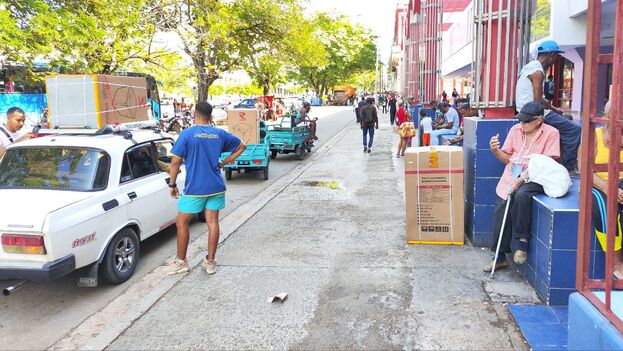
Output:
[1, 234, 46, 254]
[252, 160, 263, 165]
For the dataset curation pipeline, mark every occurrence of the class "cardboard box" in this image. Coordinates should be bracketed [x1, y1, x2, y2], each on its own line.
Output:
[227, 109, 260, 144]
[46, 75, 149, 128]
[404, 146, 464, 245]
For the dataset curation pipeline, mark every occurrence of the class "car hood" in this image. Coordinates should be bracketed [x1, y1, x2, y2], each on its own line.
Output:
[0, 189, 93, 233]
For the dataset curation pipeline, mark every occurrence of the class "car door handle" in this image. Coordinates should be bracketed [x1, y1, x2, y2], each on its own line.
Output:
[127, 192, 137, 199]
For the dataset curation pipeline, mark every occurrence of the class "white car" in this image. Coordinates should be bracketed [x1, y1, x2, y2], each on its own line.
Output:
[0, 127, 185, 284]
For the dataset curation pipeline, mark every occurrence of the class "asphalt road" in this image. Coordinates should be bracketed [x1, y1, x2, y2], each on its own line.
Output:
[0, 106, 354, 351]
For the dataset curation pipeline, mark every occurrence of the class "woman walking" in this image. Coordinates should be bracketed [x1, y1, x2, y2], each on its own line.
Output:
[395, 101, 411, 157]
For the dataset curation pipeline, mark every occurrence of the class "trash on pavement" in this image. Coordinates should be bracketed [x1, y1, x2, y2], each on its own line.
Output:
[267, 292, 288, 303]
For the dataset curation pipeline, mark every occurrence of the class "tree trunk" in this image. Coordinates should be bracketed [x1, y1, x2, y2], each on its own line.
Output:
[197, 69, 218, 103]
[262, 77, 270, 96]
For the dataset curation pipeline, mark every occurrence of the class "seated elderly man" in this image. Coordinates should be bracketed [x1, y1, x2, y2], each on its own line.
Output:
[484, 101, 561, 272]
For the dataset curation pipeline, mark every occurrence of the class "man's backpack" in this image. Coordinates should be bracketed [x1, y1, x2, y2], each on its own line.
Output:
[363, 105, 374, 124]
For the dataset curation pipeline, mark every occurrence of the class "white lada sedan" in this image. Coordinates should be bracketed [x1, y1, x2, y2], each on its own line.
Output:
[0, 128, 184, 284]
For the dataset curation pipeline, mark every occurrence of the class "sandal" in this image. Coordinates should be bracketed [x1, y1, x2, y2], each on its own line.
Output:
[614, 270, 623, 280]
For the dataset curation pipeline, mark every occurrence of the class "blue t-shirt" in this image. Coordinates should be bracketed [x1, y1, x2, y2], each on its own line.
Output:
[171, 125, 241, 196]
[444, 107, 461, 134]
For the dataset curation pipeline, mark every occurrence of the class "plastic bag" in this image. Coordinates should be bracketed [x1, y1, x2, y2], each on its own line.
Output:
[399, 122, 416, 138]
[527, 154, 572, 198]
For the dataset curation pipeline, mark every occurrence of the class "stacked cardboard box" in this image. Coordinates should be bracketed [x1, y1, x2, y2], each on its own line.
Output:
[46, 75, 150, 129]
[227, 109, 260, 144]
[404, 146, 464, 245]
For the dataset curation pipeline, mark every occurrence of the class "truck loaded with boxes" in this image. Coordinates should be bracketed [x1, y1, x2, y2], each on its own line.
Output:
[45, 75, 151, 128]
[404, 146, 464, 245]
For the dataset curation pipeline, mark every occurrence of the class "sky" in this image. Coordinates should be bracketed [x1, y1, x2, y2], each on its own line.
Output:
[304, 0, 400, 62]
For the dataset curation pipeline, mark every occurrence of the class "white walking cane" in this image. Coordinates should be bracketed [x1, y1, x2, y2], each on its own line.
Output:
[490, 194, 512, 279]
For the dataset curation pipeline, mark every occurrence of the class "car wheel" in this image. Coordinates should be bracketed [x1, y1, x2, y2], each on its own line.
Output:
[262, 166, 269, 180]
[100, 228, 140, 284]
[270, 151, 278, 159]
[295, 145, 305, 160]
[225, 169, 232, 180]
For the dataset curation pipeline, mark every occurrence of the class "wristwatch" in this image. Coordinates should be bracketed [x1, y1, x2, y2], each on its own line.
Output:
[168, 183, 177, 188]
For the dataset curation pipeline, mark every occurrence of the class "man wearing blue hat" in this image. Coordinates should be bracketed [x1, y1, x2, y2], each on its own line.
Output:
[515, 39, 581, 173]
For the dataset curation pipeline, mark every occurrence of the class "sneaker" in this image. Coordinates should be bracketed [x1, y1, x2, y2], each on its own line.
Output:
[513, 250, 528, 265]
[202, 258, 217, 275]
[483, 255, 509, 272]
[363, 147, 367, 152]
[165, 257, 189, 275]
[367, 148, 371, 153]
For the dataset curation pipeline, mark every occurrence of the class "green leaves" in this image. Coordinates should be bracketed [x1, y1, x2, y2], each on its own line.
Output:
[1, 0, 160, 74]
[287, 12, 377, 96]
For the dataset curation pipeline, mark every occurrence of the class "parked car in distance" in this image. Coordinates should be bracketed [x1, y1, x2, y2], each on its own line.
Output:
[233, 98, 257, 109]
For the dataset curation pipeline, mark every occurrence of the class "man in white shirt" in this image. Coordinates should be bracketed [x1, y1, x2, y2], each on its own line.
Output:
[515, 40, 581, 172]
[0, 107, 32, 158]
[430, 102, 460, 146]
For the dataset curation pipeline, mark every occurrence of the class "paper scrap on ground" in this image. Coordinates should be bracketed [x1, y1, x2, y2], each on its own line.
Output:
[267, 292, 288, 303]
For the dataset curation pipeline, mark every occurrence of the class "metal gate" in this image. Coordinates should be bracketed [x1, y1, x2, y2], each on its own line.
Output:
[577, 0, 623, 333]
[471, 0, 531, 112]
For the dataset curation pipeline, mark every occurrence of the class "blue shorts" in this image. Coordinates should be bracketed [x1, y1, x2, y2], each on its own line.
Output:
[178, 193, 226, 213]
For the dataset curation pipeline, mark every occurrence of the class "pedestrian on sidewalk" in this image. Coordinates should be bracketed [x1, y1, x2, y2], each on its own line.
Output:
[515, 40, 580, 173]
[420, 109, 432, 146]
[388, 94, 397, 125]
[484, 102, 560, 272]
[166, 102, 247, 275]
[361, 97, 379, 153]
[0, 107, 33, 159]
[395, 101, 411, 157]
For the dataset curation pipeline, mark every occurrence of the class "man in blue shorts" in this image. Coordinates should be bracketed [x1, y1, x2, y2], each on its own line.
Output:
[166, 102, 246, 275]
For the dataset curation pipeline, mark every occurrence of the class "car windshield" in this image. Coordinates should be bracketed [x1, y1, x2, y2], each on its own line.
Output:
[0, 147, 110, 191]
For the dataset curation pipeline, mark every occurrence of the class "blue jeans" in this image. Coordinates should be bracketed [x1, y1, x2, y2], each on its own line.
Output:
[362, 126, 375, 148]
[430, 128, 456, 146]
[544, 111, 581, 171]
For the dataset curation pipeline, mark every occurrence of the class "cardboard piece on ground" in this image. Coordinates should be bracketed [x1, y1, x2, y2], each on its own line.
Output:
[267, 292, 288, 303]
[227, 109, 260, 144]
[404, 146, 465, 245]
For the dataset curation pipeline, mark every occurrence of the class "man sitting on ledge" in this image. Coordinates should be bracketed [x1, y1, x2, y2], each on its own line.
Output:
[484, 102, 561, 272]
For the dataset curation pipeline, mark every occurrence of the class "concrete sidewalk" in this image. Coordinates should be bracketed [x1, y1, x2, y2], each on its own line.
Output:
[108, 115, 538, 350]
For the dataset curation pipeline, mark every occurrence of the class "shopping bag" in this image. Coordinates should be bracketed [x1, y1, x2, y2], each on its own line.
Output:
[527, 154, 572, 198]
[399, 122, 416, 138]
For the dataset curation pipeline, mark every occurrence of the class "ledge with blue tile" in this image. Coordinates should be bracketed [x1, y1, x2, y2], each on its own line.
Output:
[463, 117, 518, 247]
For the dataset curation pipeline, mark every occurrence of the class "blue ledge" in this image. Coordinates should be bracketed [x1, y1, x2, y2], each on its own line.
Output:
[518, 178, 605, 305]
[509, 304, 568, 351]
[568, 292, 623, 350]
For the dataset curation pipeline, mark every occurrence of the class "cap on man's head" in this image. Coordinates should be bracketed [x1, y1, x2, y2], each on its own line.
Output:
[537, 40, 564, 54]
[437, 102, 449, 109]
[516, 101, 545, 122]
[460, 102, 471, 110]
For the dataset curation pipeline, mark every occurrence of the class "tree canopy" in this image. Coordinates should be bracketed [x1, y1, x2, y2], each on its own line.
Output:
[288, 12, 377, 97]
[1, 0, 377, 99]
